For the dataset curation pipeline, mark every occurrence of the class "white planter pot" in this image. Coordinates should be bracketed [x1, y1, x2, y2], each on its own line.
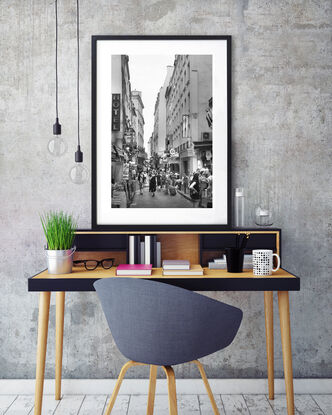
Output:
[45, 246, 76, 274]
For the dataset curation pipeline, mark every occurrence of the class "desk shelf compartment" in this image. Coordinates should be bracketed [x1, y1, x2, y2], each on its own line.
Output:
[199, 231, 281, 267]
[74, 233, 128, 252]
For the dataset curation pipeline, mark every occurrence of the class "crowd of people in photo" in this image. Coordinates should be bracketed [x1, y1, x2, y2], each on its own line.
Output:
[136, 167, 213, 208]
[112, 164, 213, 208]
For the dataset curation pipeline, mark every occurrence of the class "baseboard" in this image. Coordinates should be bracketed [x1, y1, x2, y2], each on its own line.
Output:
[0, 379, 331, 395]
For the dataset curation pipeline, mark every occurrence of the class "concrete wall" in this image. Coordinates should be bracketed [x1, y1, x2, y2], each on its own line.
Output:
[0, 0, 331, 379]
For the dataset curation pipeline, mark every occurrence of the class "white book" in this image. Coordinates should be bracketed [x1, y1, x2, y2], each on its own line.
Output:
[117, 269, 152, 275]
[144, 235, 151, 265]
[209, 262, 227, 269]
[156, 242, 161, 268]
[129, 235, 135, 265]
[209, 262, 253, 269]
[214, 257, 226, 263]
[163, 265, 203, 276]
[117, 264, 152, 276]
[162, 260, 190, 270]
[140, 242, 145, 264]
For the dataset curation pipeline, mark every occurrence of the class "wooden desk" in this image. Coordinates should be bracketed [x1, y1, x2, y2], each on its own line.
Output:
[29, 267, 300, 415]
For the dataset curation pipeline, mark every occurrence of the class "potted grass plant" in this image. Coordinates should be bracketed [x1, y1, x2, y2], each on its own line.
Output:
[41, 211, 77, 274]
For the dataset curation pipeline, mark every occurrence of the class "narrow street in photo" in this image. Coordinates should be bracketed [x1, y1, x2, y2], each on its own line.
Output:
[111, 54, 213, 209]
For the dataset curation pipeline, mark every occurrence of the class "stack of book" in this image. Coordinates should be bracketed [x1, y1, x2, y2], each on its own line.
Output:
[243, 255, 253, 269]
[208, 256, 227, 269]
[208, 254, 253, 269]
[162, 260, 204, 276]
[116, 264, 152, 276]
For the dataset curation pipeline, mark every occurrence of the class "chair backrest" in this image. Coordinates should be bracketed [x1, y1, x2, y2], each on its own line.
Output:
[94, 277, 242, 366]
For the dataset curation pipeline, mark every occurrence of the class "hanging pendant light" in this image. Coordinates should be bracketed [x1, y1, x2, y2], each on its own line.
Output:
[48, 0, 67, 157]
[69, 0, 89, 184]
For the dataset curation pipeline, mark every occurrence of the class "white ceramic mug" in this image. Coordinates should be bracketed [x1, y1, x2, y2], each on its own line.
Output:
[252, 249, 280, 276]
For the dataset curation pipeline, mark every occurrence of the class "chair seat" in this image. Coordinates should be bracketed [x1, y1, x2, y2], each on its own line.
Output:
[94, 278, 242, 366]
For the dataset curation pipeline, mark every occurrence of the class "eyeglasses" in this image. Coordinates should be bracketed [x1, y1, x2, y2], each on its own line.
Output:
[73, 258, 115, 271]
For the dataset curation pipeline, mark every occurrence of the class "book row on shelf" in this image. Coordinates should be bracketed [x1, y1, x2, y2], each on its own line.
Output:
[128, 235, 161, 267]
[124, 237, 204, 276]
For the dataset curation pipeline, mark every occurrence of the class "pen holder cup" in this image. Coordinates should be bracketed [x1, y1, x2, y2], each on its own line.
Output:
[225, 248, 244, 273]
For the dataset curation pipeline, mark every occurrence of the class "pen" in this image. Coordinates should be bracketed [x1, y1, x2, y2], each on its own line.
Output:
[240, 233, 250, 250]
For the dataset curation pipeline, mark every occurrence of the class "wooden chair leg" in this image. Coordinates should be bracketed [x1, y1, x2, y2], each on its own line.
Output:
[192, 360, 220, 415]
[104, 361, 145, 415]
[162, 366, 178, 415]
[147, 365, 158, 415]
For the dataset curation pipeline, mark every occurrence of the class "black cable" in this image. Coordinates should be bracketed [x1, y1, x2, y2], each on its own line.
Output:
[76, 0, 80, 147]
[55, 0, 58, 119]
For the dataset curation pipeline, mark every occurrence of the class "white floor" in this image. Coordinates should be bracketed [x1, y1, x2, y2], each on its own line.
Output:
[0, 394, 331, 414]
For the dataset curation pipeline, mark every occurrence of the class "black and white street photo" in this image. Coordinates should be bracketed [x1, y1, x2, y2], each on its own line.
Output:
[94, 37, 230, 227]
[110, 54, 213, 208]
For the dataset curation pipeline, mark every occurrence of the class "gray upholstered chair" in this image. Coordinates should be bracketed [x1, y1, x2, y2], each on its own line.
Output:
[94, 277, 243, 415]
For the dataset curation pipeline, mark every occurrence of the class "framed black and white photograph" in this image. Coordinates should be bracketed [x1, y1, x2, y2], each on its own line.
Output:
[92, 36, 231, 231]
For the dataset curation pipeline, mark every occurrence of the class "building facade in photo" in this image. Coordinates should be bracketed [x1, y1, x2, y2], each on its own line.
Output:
[131, 90, 146, 166]
[111, 56, 147, 183]
[152, 66, 173, 164]
[165, 55, 213, 176]
[110, 55, 147, 208]
[147, 133, 153, 158]
[111, 55, 132, 183]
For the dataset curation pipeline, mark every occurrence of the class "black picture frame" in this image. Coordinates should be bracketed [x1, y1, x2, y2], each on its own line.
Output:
[91, 35, 232, 231]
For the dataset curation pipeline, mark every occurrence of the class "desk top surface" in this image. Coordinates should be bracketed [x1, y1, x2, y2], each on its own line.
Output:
[32, 266, 294, 279]
[28, 267, 300, 292]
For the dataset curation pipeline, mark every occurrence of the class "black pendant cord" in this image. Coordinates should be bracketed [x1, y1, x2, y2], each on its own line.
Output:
[55, 0, 58, 119]
[53, 0, 61, 135]
[76, 0, 80, 147]
[75, 0, 83, 162]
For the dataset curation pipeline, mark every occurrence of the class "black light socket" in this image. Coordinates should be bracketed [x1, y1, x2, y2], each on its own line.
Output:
[75, 145, 83, 163]
[53, 118, 62, 135]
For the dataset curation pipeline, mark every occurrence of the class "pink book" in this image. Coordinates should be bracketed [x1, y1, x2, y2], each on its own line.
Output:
[116, 264, 152, 276]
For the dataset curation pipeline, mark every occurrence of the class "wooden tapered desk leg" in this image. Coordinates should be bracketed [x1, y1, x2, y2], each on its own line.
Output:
[264, 291, 274, 400]
[278, 291, 295, 415]
[55, 292, 65, 400]
[34, 292, 51, 415]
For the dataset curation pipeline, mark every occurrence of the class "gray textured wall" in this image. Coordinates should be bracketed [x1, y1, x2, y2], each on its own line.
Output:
[0, 0, 331, 380]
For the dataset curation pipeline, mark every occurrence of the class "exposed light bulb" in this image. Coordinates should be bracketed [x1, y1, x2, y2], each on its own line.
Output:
[48, 118, 66, 157]
[69, 145, 89, 184]
[69, 163, 89, 184]
[48, 136, 67, 157]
